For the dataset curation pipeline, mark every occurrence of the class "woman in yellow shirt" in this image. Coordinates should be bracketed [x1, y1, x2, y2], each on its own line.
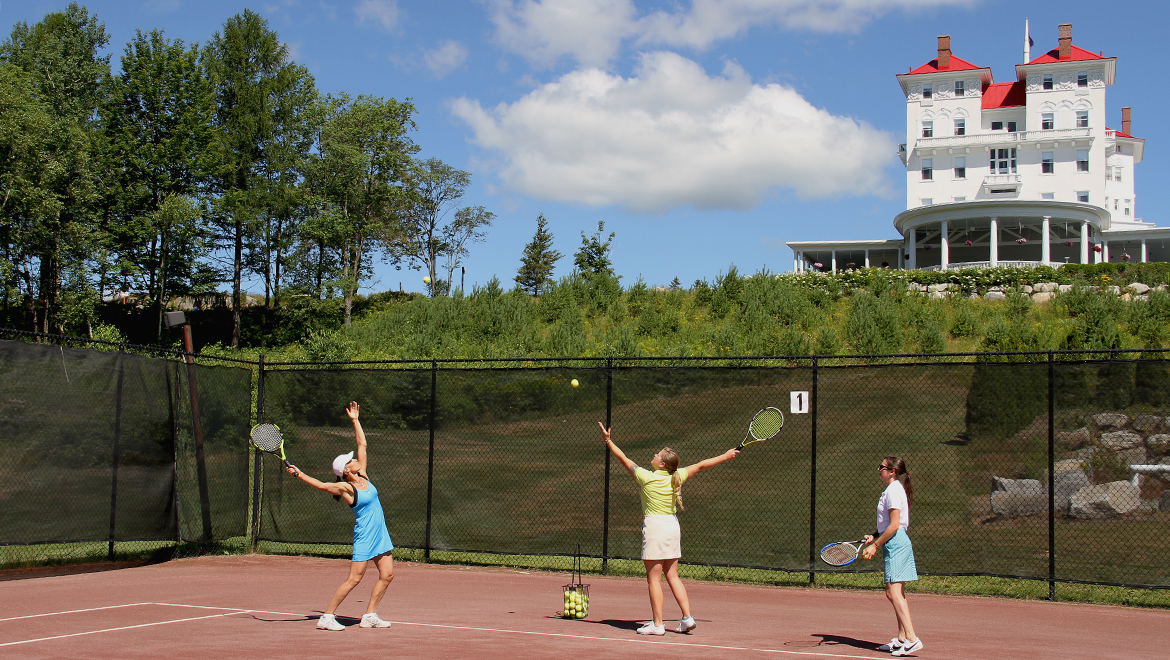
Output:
[599, 422, 740, 636]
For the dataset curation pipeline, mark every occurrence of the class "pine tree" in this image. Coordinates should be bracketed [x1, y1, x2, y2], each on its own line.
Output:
[514, 214, 562, 295]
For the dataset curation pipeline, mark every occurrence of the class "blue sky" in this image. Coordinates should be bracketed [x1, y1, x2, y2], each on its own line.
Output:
[5, 0, 1167, 293]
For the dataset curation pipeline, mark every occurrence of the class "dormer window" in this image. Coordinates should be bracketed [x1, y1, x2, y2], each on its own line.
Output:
[1043, 74, 1053, 90]
[954, 80, 965, 97]
[1078, 72, 1088, 87]
[922, 121, 933, 138]
[954, 118, 965, 135]
[1076, 111, 1089, 128]
[1041, 113, 1054, 130]
[991, 121, 1003, 131]
[922, 83, 933, 99]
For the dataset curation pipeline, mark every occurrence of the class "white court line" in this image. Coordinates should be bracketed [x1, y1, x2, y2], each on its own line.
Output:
[5, 602, 881, 659]
[0, 603, 153, 623]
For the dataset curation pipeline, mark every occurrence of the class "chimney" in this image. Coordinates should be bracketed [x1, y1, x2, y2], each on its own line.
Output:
[937, 35, 952, 68]
[1058, 23, 1072, 59]
[1122, 107, 1132, 135]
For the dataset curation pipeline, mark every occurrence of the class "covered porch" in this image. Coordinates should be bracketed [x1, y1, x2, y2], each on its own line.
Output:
[787, 240, 905, 273]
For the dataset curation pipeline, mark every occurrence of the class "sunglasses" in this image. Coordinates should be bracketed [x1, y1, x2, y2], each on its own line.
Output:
[877, 464, 891, 471]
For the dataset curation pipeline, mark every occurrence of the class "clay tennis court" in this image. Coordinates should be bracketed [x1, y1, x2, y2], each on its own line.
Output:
[1, 556, 1166, 659]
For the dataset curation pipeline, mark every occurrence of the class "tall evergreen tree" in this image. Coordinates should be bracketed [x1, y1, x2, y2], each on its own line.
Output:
[514, 213, 561, 295]
[573, 220, 615, 275]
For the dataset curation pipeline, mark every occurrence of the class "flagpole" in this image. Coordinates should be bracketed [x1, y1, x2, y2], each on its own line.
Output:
[1024, 18, 1031, 63]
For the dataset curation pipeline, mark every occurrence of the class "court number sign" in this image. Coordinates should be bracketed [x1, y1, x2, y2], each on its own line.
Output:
[790, 391, 810, 414]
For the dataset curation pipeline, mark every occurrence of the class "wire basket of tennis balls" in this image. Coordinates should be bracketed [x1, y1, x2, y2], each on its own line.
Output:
[561, 544, 590, 619]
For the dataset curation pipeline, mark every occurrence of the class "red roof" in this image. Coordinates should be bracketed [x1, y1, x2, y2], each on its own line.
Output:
[904, 54, 983, 75]
[1027, 45, 1106, 64]
[981, 81, 1026, 109]
[1107, 127, 1140, 139]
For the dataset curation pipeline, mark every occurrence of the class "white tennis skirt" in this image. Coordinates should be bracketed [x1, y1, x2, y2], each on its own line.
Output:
[641, 514, 681, 560]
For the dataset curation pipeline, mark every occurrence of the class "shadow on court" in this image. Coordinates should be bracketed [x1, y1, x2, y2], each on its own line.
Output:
[810, 633, 883, 651]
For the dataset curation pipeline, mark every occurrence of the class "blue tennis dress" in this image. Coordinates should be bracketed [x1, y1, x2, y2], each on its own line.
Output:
[350, 479, 394, 562]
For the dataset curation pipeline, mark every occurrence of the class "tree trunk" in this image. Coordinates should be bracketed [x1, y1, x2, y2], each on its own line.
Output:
[232, 217, 242, 349]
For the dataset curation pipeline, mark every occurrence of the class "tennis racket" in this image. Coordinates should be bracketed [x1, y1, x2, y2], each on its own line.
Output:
[250, 423, 297, 476]
[735, 407, 784, 450]
[819, 539, 869, 566]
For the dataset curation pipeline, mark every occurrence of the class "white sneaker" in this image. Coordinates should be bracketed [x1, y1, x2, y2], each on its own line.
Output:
[879, 638, 904, 652]
[636, 622, 666, 636]
[675, 616, 696, 633]
[317, 614, 345, 631]
[891, 638, 922, 656]
[359, 613, 392, 628]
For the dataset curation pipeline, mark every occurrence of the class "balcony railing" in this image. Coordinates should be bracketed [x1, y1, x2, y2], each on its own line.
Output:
[915, 127, 1093, 150]
[983, 174, 1022, 186]
[920, 260, 1073, 271]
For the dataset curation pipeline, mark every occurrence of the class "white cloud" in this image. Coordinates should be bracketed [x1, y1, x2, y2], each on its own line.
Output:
[424, 40, 470, 77]
[451, 52, 895, 214]
[355, 0, 398, 31]
[491, 0, 978, 66]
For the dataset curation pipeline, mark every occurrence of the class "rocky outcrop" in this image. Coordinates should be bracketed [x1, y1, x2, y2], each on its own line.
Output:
[1069, 481, 1141, 518]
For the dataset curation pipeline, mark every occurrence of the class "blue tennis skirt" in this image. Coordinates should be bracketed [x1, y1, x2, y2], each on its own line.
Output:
[881, 528, 918, 583]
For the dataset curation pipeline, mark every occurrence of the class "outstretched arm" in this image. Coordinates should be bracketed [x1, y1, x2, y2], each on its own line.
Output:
[599, 422, 637, 477]
[680, 448, 740, 481]
[285, 465, 355, 505]
[347, 401, 368, 475]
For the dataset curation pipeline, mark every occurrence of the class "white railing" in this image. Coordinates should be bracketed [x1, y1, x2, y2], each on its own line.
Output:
[1130, 465, 1170, 489]
[919, 261, 1071, 271]
[915, 127, 1093, 150]
[983, 174, 1021, 186]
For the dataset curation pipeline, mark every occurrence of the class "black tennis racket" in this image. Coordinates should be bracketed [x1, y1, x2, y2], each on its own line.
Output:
[820, 539, 869, 566]
[735, 407, 784, 450]
[250, 423, 297, 476]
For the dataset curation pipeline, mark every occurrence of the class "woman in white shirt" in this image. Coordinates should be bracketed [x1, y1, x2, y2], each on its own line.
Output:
[861, 456, 921, 656]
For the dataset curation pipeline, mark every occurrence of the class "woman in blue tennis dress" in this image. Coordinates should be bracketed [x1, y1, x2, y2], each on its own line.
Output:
[286, 401, 395, 631]
[861, 456, 921, 656]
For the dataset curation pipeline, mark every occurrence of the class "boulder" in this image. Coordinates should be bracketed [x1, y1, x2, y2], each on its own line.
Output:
[1054, 470, 1091, 514]
[1032, 292, 1054, 303]
[909, 282, 927, 292]
[1107, 285, 1122, 295]
[1069, 481, 1141, 518]
[1054, 458, 1087, 473]
[1135, 294, 1149, 301]
[1116, 447, 1148, 467]
[929, 291, 946, 299]
[1157, 284, 1169, 292]
[1132, 414, 1163, 433]
[1058, 284, 1074, 293]
[984, 291, 1007, 301]
[991, 491, 1047, 518]
[1100, 430, 1143, 451]
[1074, 446, 1100, 460]
[1055, 427, 1091, 449]
[992, 476, 1045, 494]
[1127, 282, 1151, 294]
[1034, 282, 1058, 293]
[1092, 413, 1129, 430]
[1121, 293, 1132, 302]
[1146, 434, 1170, 456]
[927, 283, 949, 292]
[1020, 285, 1034, 294]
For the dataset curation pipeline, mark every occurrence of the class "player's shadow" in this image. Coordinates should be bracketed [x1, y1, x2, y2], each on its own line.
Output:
[809, 634, 882, 651]
[566, 618, 645, 631]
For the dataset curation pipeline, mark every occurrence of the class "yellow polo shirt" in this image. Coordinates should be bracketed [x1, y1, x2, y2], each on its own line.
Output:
[634, 467, 689, 516]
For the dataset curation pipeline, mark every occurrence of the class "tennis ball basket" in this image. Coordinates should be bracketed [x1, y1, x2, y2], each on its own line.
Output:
[561, 544, 590, 619]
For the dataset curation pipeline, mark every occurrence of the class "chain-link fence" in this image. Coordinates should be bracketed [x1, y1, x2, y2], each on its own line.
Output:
[3, 329, 1169, 590]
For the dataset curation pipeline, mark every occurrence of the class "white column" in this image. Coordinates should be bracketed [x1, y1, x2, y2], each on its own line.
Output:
[1041, 216, 1051, 265]
[907, 231, 917, 269]
[1102, 241, 1109, 263]
[865, 249, 871, 268]
[831, 250, 837, 273]
[793, 251, 799, 273]
[1142, 239, 1148, 263]
[1081, 222, 1090, 264]
[940, 221, 949, 270]
[989, 217, 999, 266]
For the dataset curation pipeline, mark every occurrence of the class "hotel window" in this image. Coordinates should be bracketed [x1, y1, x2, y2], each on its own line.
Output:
[921, 198, 933, 206]
[992, 148, 1017, 174]
[953, 196, 966, 202]
[954, 156, 966, 179]
[991, 121, 1003, 130]
[1041, 193, 1055, 200]
[922, 83, 933, 99]
[922, 121, 933, 138]
[1007, 121, 1017, 132]
[1076, 111, 1089, 128]
[1125, 200, 1131, 216]
[1043, 74, 1053, 90]
[1115, 167, 1122, 182]
[1041, 151, 1055, 174]
[1115, 200, 1119, 210]
[954, 118, 965, 135]
[1041, 113, 1054, 130]
[1077, 149, 1089, 172]
[1106, 166, 1112, 180]
[955, 80, 965, 97]
[921, 158, 933, 180]
[1077, 191, 1090, 203]
[1078, 72, 1088, 87]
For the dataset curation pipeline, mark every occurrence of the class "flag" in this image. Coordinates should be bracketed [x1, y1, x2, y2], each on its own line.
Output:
[1028, 36, 1034, 47]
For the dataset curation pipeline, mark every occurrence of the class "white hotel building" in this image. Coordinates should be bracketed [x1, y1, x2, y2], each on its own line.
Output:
[788, 23, 1170, 272]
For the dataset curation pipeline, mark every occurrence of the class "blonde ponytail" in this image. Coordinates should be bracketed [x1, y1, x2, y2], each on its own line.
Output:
[661, 448, 684, 512]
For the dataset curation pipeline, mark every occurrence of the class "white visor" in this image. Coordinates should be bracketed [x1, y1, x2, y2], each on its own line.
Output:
[332, 451, 355, 477]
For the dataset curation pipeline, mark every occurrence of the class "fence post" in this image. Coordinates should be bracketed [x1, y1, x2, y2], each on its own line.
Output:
[251, 354, 265, 551]
[602, 357, 613, 576]
[425, 359, 437, 562]
[808, 356, 819, 585]
[107, 350, 125, 562]
[183, 326, 213, 542]
[1048, 351, 1056, 601]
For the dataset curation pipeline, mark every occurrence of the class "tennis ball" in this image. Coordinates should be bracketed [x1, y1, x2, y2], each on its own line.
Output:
[571, 379, 579, 387]
[423, 276, 431, 284]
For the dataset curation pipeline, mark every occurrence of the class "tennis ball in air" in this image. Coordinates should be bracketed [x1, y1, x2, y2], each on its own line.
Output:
[423, 276, 431, 284]
[571, 379, 579, 387]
